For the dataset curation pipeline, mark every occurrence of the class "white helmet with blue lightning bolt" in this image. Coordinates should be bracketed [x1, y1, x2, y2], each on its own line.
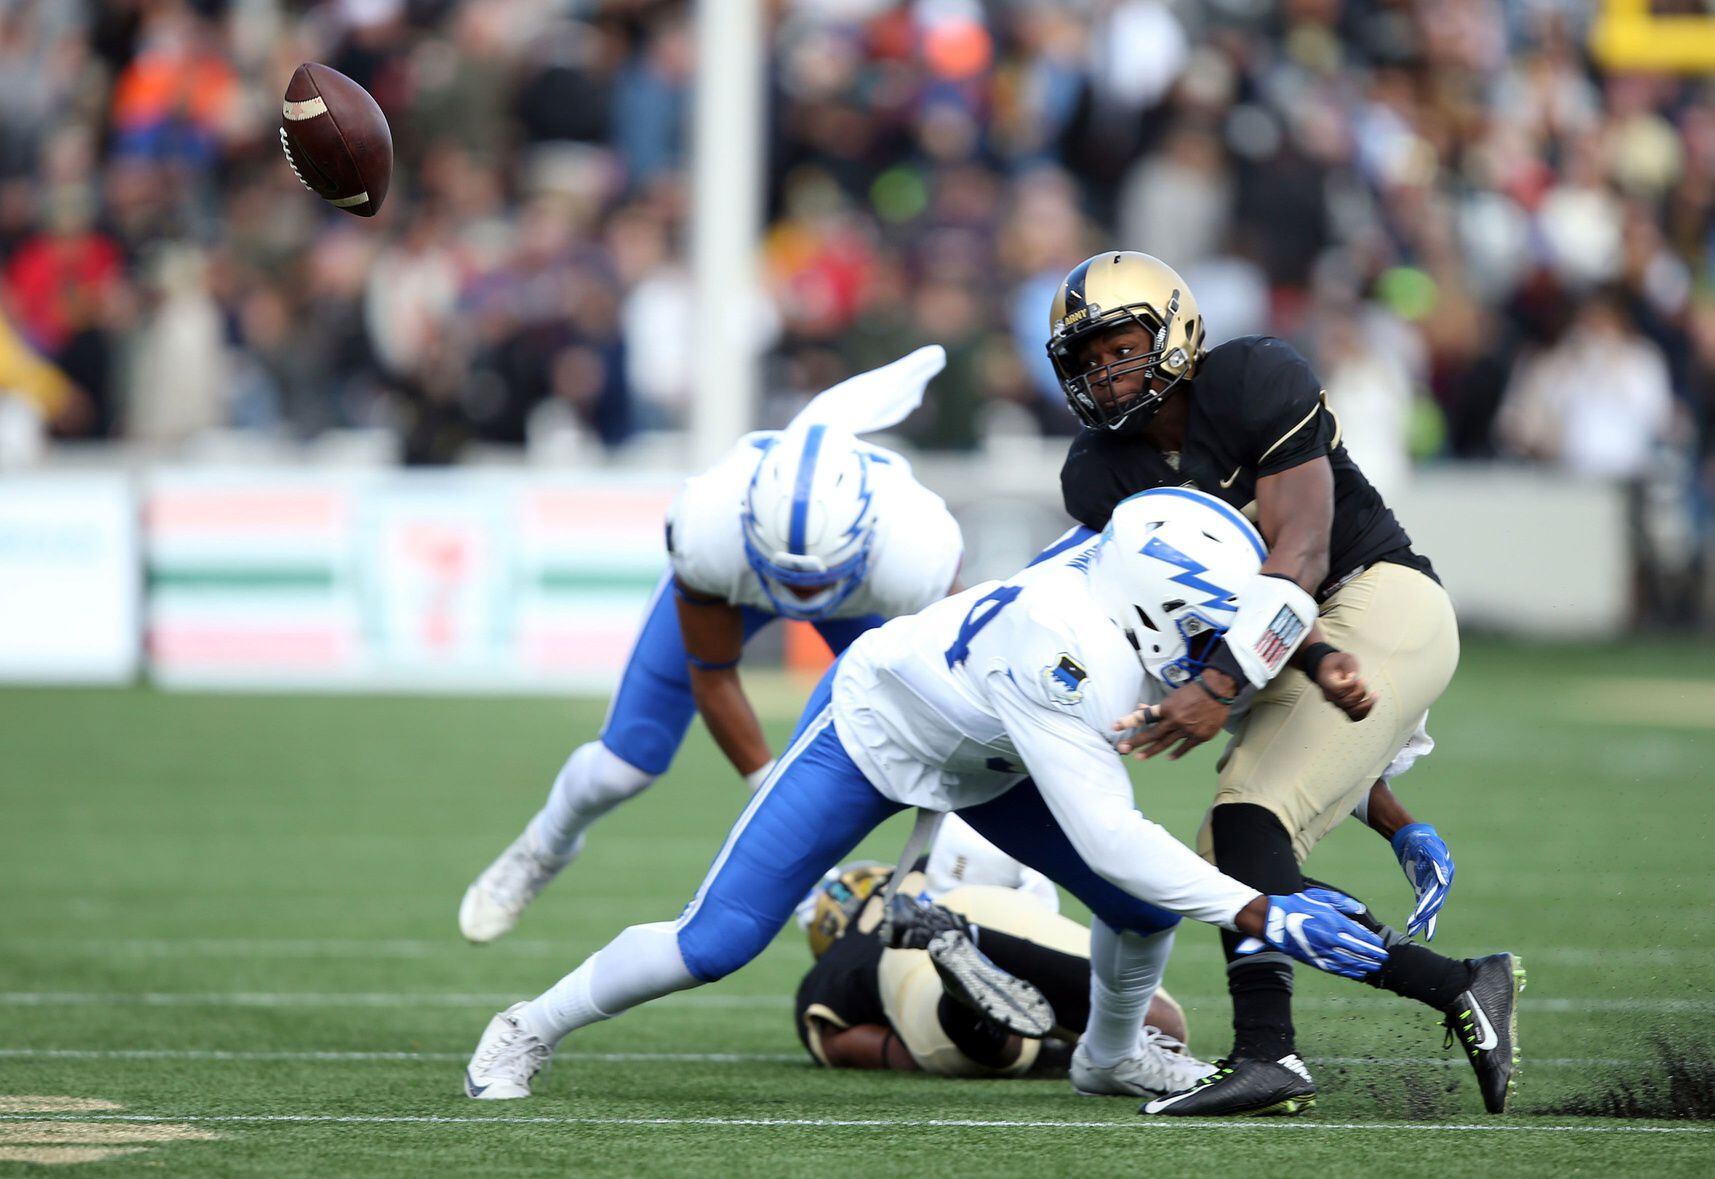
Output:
[742, 422, 878, 621]
[1086, 487, 1267, 688]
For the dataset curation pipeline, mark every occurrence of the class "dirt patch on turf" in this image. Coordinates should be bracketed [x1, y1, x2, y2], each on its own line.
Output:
[1539, 1032, 1715, 1121]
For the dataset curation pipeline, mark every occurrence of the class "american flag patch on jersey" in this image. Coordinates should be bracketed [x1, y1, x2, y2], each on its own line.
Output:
[1253, 606, 1307, 673]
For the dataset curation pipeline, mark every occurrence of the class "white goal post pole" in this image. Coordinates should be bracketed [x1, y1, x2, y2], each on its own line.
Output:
[689, 0, 767, 468]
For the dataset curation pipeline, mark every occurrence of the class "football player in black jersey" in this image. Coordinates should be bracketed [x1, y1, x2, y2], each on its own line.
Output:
[793, 864, 1196, 1083]
[1047, 251, 1524, 1117]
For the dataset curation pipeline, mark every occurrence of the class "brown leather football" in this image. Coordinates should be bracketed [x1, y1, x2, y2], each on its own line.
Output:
[279, 63, 392, 218]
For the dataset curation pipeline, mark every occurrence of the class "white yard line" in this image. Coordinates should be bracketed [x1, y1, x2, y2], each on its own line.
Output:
[0, 1113, 1707, 1136]
[0, 1049, 799, 1064]
[0, 1048, 1646, 1068]
[1, 992, 1707, 1014]
[11, 939, 1710, 966]
[0, 993, 789, 1009]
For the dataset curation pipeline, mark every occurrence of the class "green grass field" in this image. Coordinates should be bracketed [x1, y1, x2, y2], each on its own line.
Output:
[3, 638, 1714, 1175]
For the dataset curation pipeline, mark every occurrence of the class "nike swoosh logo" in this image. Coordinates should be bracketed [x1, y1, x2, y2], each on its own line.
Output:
[1143, 1086, 1203, 1113]
[465, 1071, 490, 1097]
[1469, 1000, 1499, 1051]
[1218, 467, 1242, 488]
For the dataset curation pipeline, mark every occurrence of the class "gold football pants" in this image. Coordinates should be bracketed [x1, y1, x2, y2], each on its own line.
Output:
[1196, 561, 1459, 865]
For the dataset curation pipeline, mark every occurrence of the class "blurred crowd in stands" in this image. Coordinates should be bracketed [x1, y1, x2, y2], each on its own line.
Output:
[0, 0, 1712, 617]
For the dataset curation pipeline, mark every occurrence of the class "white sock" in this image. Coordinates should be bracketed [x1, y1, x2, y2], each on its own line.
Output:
[1083, 923, 1175, 1066]
[525, 742, 654, 861]
[516, 922, 697, 1046]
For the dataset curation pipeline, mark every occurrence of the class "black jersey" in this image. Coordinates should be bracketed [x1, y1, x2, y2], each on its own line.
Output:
[793, 923, 886, 1057]
[1060, 335, 1433, 597]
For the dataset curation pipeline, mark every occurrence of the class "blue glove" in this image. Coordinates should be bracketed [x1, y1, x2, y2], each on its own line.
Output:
[1237, 888, 1388, 980]
[1393, 822, 1454, 941]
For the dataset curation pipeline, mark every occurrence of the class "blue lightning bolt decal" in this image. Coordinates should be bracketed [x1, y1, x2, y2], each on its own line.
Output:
[842, 454, 875, 542]
[1140, 536, 1237, 612]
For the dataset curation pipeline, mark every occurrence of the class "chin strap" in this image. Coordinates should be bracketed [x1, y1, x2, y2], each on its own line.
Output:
[1209, 573, 1318, 689]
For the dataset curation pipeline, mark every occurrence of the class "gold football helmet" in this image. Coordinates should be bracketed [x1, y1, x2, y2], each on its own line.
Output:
[1046, 251, 1205, 430]
[806, 861, 892, 958]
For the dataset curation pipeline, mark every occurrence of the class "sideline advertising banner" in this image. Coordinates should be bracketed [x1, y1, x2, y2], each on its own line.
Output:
[0, 474, 139, 683]
[145, 470, 677, 692]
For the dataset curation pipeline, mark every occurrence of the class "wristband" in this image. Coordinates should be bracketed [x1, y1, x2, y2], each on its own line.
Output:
[1299, 641, 1338, 682]
[744, 760, 777, 792]
[1204, 639, 1245, 685]
[1194, 672, 1240, 706]
[687, 652, 741, 671]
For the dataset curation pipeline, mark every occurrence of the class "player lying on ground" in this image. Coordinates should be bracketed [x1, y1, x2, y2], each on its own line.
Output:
[1047, 251, 1520, 1115]
[795, 782, 1444, 1091]
[792, 820, 1200, 1093]
[462, 489, 1402, 1102]
[459, 347, 963, 943]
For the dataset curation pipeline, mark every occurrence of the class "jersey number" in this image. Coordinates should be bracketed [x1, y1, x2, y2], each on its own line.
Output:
[944, 585, 1022, 668]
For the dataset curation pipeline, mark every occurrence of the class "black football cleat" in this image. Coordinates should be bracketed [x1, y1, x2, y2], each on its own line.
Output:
[1140, 1054, 1316, 1117]
[882, 893, 971, 951]
[925, 928, 1055, 1038]
[1443, 952, 1526, 1113]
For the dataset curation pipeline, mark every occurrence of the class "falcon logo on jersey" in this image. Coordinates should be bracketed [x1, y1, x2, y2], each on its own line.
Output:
[1041, 653, 1088, 705]
[1254, 606, 1307, 674]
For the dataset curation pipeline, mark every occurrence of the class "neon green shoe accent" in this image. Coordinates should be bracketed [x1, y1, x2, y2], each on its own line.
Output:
[1250, 1093, 1316, 1117]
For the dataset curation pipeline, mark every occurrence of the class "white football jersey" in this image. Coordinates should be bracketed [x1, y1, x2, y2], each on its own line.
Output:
[665, 433, 963, 620]
[831, 534, 1256, 928]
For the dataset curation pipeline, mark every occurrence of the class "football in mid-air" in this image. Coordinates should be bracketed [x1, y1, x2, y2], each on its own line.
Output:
[279, 63, 392, 218]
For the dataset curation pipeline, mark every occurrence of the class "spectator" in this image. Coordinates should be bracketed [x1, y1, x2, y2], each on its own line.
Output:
[1314, 299, 1418, 498]
[1495, 290, 1674, 481]
[0, 0, 1707, 498]
[124, 244, 229, 447]
[0, 304, 87, 438]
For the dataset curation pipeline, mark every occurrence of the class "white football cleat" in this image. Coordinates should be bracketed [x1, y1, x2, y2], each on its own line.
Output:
[464, 1002, 552, 1099]
[459, 832, 575, 944]
[1070, 1027, 1218, 1097]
